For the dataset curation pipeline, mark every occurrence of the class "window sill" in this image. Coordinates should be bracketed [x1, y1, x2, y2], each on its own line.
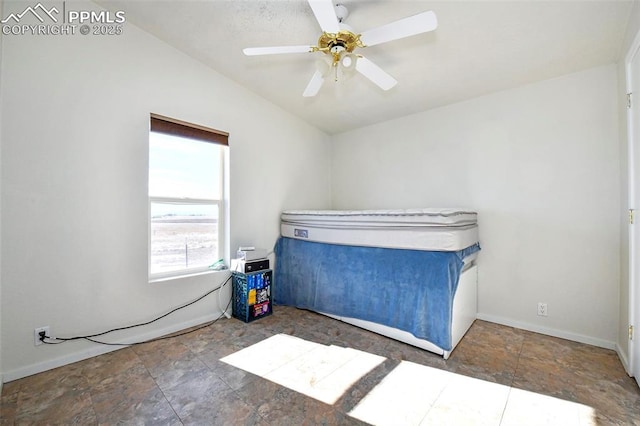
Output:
[149, 268, 231, 284]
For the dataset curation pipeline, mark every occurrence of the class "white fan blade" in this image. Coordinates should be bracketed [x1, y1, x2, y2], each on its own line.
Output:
[303, 70, 325, 97]
[308, 0, 340, 33]
[243, 46, 313, 56]
[356, 56, 397, 91]
[360, 11, 437, 47]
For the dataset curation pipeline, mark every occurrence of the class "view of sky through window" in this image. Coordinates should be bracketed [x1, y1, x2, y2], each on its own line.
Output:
[149, 132, 220, 202]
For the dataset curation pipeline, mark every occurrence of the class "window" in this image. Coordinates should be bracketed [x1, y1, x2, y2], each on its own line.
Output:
[148, 114, 228, 279]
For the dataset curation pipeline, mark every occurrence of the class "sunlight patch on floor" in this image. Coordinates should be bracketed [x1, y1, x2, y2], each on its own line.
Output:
[349, 360, 455, 425]
[220, 333, 597, 425]
[500, 387, 596, 426]
[419, 370, 511, 426]
[220, 334, 319, 376]
[348, 361, 596, 426]
[220, 333, 385, 404]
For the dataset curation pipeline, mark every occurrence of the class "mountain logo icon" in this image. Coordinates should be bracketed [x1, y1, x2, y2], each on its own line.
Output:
[1, 3, 59, 24]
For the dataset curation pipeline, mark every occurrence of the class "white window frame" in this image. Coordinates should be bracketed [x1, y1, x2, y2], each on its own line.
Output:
[148, 115, 228, 282]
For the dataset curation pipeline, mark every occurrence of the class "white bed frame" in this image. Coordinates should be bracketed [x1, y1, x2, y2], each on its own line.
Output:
[319, 261, 478, 359]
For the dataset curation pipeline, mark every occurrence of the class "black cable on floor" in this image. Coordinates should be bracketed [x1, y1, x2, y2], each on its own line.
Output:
[41, 274, 233, 346]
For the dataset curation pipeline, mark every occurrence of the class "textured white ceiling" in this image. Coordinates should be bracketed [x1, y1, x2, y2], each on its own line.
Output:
[100, 0, 633, 134]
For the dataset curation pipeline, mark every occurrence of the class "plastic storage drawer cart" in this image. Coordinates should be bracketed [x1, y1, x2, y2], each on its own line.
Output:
[232, 269, 273, 323]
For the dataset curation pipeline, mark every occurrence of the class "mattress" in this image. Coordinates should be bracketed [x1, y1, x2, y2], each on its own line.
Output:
[281, 208, 478, 252]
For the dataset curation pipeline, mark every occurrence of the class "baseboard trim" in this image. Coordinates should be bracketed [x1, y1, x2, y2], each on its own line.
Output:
[2, 312, 228, 383]
[476, 313, 616, 350]
[616, 343, 632, 375]
[5, 311, 622, 382]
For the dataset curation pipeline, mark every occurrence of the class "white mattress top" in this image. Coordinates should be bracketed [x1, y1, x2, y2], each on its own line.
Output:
[281, 222, 479, 252]
[282, 208, 477, 227]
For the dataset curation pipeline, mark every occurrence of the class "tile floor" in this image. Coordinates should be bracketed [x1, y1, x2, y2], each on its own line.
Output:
[1, 306, 639, 425]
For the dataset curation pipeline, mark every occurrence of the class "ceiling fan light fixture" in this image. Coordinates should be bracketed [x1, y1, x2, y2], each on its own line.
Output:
[339, 53, 358, 81]
[341, 53, 357, 70]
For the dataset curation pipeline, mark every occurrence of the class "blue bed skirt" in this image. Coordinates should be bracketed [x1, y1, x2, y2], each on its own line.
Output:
[274, 237, 480, 351]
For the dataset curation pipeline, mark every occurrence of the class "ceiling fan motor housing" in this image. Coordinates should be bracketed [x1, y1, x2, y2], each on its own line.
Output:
[318, 29, 363, 66]
[318, 30, 363, 53]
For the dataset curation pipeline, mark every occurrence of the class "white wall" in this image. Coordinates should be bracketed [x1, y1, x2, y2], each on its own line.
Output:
[617, 0, 640, 371]
[332, 65, 620, 347]
[0, 0, 4, 392]
[0, 0, 330, 380]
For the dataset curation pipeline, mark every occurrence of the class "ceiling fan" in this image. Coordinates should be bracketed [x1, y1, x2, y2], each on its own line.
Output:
[242, 0, 438, 97]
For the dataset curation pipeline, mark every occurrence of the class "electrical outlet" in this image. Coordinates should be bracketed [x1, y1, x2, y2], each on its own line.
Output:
[34, 326, 50, 346]
[537, 303, 548, 317]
